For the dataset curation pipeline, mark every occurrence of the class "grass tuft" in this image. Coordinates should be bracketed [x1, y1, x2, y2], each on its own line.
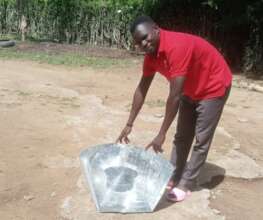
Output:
[0, 47, 132, 69]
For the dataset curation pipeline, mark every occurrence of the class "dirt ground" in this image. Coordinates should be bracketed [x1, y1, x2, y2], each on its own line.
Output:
[0, 58, 263, 220]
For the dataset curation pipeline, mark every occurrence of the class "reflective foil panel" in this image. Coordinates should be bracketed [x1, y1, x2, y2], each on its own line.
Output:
[80, 143, 174, 213]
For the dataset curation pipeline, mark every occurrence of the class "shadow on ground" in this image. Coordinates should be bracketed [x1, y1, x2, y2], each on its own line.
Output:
[155, 162, 225, 212]
[198, 162, 226, 190]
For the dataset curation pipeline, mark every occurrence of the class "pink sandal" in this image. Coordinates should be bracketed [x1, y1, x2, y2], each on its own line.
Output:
[166, 187, 191, 202]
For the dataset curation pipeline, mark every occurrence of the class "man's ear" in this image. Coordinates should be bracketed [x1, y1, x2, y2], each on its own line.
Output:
[152, 24, 159, 33]
[152, 23, 159, 30]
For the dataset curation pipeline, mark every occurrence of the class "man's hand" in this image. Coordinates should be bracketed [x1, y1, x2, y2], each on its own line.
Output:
[146, 133, 165, 153]
[116, 75, 154, 145]
[116, 125, 132, 144]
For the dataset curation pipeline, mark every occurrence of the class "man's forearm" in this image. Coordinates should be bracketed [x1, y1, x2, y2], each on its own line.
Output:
[126, 75, 154, 126]
[158, 76, 185, 136]
[127, 87, 146, 125]
[159, 95, 180, 135]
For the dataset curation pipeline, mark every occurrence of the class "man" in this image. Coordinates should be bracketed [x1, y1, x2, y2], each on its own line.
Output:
[116, 16, 232, 202]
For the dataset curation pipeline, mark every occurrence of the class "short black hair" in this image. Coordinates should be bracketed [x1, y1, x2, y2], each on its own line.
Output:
[130, 15, 155, 34]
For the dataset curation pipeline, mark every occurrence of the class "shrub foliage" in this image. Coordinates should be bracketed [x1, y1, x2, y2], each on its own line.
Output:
[0, 0, 262, 74]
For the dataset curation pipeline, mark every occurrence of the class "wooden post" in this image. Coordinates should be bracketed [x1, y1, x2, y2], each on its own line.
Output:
[20, 14, 27, 41]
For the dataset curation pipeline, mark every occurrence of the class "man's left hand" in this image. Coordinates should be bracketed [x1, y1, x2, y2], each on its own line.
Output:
[145, 133, 165, 153]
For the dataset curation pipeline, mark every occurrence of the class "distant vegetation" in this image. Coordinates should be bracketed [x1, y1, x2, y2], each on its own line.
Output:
[0, 0, 262, 75]
[0, 47, 133, 68]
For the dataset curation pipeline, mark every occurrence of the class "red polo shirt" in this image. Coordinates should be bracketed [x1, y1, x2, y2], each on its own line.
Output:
[143, 29, 232, 100]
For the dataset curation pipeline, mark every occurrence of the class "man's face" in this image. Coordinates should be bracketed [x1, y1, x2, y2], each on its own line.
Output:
[132, 23, 159, 55]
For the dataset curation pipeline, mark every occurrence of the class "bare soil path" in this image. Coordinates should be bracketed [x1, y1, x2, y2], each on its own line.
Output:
[0, 60, 263, 220]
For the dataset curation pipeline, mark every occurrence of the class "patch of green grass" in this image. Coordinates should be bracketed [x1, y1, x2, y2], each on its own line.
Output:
[15, 90, 31, 96]
[0, 34, 18, 40]
[125, 99, 166, 110]
[145, 99, 166, 108]
[0, 48, 132, 69]
[70, 104, 81, 108]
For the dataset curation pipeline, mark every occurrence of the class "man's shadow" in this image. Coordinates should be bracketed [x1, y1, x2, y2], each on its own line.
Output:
[155, 162, 225, 211]
[196, 162, 226, 190]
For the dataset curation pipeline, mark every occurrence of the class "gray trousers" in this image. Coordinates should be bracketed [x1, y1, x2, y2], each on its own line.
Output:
[170, 87, 230, 190]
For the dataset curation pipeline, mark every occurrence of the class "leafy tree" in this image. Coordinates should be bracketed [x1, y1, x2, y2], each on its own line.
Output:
[0, 0, 262, 75]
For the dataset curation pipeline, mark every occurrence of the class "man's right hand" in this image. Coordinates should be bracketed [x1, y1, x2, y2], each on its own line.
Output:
[116, 125, 132, 144]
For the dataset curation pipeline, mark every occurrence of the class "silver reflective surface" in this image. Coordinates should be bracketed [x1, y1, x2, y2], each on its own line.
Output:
[80, 143, 174, 213]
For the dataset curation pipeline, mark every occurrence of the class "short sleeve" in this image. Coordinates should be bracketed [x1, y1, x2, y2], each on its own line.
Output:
[167, 43, 193, 78]
[143, 55, 156, 77]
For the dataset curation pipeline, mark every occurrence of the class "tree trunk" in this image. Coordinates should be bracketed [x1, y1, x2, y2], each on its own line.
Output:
[20, 14, 27, 41]
[17, 0, 27, 41]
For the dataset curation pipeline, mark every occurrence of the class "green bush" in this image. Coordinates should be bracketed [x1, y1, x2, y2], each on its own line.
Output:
[0, 0, 262, 75]
[0, 0, 157, 48]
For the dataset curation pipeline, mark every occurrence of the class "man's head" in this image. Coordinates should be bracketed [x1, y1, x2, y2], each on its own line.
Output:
[130, 16, 160, 55]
